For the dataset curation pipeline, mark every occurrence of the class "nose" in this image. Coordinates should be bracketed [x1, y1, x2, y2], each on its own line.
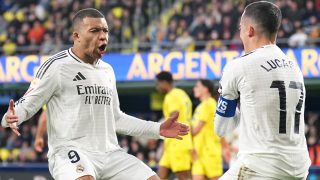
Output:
[99, 31, 107, 41]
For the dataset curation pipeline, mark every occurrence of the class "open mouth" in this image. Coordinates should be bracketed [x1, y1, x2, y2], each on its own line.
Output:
[98, 44, 107, 53]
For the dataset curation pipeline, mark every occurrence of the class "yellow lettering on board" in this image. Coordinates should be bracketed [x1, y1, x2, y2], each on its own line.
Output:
[301, 49, 319, 76]
[201, 52, 221, 78]
[6, 56, 21, 82]
[148, 53, 164, 78]
[163, 52, 184, 79]
[21, 55, 38, 82]
[185, 52, 200, 79]
[286, 49, 298, 63]
[127, 54, 148, 80]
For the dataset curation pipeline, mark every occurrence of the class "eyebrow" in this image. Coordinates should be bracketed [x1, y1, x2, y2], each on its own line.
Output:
[89, 27, 109, 31]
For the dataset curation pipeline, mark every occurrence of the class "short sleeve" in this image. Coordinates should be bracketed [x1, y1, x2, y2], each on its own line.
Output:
[198, 103, 211, 123]
[163, 95, 180, 119]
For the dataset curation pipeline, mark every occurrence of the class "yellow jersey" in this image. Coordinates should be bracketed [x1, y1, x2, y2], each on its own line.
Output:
[192, 97, 221, 155]
[163, 88, 192, 150]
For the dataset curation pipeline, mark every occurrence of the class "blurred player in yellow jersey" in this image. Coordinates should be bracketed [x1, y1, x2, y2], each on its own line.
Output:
[155, 71, 193, 180]
[192, 79, 222, 180]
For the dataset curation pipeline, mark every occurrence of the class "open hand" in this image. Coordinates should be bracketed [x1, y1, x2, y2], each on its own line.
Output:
[159, 112, 189, 140]
[5, 99, 20, 136]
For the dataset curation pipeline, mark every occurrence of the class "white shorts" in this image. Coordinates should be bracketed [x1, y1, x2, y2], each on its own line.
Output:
[219, 160, 308, 180]
[48, 146, 155, 180]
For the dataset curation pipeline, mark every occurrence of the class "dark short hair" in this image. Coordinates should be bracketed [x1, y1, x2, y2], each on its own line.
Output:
[199, 79, 214, 97]
[156, 71, 173, 83]
[244, 1, 282, 37]
[72, 8, 105, 29]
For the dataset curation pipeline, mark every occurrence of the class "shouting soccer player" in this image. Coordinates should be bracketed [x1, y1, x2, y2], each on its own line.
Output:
[215, 1, 311, 179]
[2, 8, 189, 180]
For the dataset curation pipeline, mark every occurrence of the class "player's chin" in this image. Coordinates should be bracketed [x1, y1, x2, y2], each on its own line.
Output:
[94, 50, 105, 59]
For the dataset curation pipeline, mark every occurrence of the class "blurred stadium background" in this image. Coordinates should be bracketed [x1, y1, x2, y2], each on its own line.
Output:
[0, 0, 319, 179]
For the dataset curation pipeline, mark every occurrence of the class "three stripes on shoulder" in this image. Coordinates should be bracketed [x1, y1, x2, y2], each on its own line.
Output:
[36, 51, 68, 79]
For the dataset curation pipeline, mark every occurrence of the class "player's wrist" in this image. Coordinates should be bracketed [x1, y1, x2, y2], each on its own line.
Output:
[159, 123, 164, 136]
[35, 135, 43, 140]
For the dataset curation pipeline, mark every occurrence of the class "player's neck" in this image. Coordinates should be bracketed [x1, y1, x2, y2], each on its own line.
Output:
[71, 47, 98, 65]
[166, 86, 174, 93]
[245, 37, 274, 54]
[200, 94, 210, 101]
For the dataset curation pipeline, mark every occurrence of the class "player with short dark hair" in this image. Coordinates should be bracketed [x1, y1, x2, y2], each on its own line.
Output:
[215, 1, 310, 179]
[155, 71, 193, 180]
[72, 8, 105, 29]
[2, 8, 190, 180]
[155, 71, 173, 84]
[242, 1, 281, 37]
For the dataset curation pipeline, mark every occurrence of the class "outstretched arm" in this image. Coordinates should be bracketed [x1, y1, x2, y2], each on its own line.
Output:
[115, 110, 189, 139]
[1, 60, 60, 135]
[111, 77, 189, 139]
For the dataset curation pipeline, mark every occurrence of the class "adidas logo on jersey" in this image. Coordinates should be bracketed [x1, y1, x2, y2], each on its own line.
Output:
[73, 72, 86, 81]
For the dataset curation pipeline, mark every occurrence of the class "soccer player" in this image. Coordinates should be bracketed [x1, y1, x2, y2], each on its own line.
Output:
[192, 79, 222, 180]
[155, 71, 193, 180]
[215, 1, 311, 179]
[34, 106, 47, 152]
[2, 8, 190, 180]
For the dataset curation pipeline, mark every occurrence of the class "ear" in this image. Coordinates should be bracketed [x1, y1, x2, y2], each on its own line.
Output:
[248, 26, 254, 37]
[72, 32, 80, 42]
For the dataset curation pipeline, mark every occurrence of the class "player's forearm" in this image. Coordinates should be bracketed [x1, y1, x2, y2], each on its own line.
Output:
[214, 109, 240, 137]
[192, 127, 200, 136]
[17, 98, 45, 126]
[3, 79, 57, 128]
[115, 113, 161, 139]
[36, 112, 47, 138]
[192, 121, 205, 136]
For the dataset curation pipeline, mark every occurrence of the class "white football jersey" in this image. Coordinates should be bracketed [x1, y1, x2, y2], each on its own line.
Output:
[219, 45, 310, 178]
[1, 49, 161, 158]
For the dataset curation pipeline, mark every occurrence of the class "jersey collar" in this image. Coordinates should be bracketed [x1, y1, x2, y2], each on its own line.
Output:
[68, 48, 101, 66]
[242, 44, 276, 57]
[68, 48, 82, 63]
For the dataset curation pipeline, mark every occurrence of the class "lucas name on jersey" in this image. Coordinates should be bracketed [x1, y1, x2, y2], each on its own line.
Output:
[76, 84, 113, 105]
[260, 58, 294, 72]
